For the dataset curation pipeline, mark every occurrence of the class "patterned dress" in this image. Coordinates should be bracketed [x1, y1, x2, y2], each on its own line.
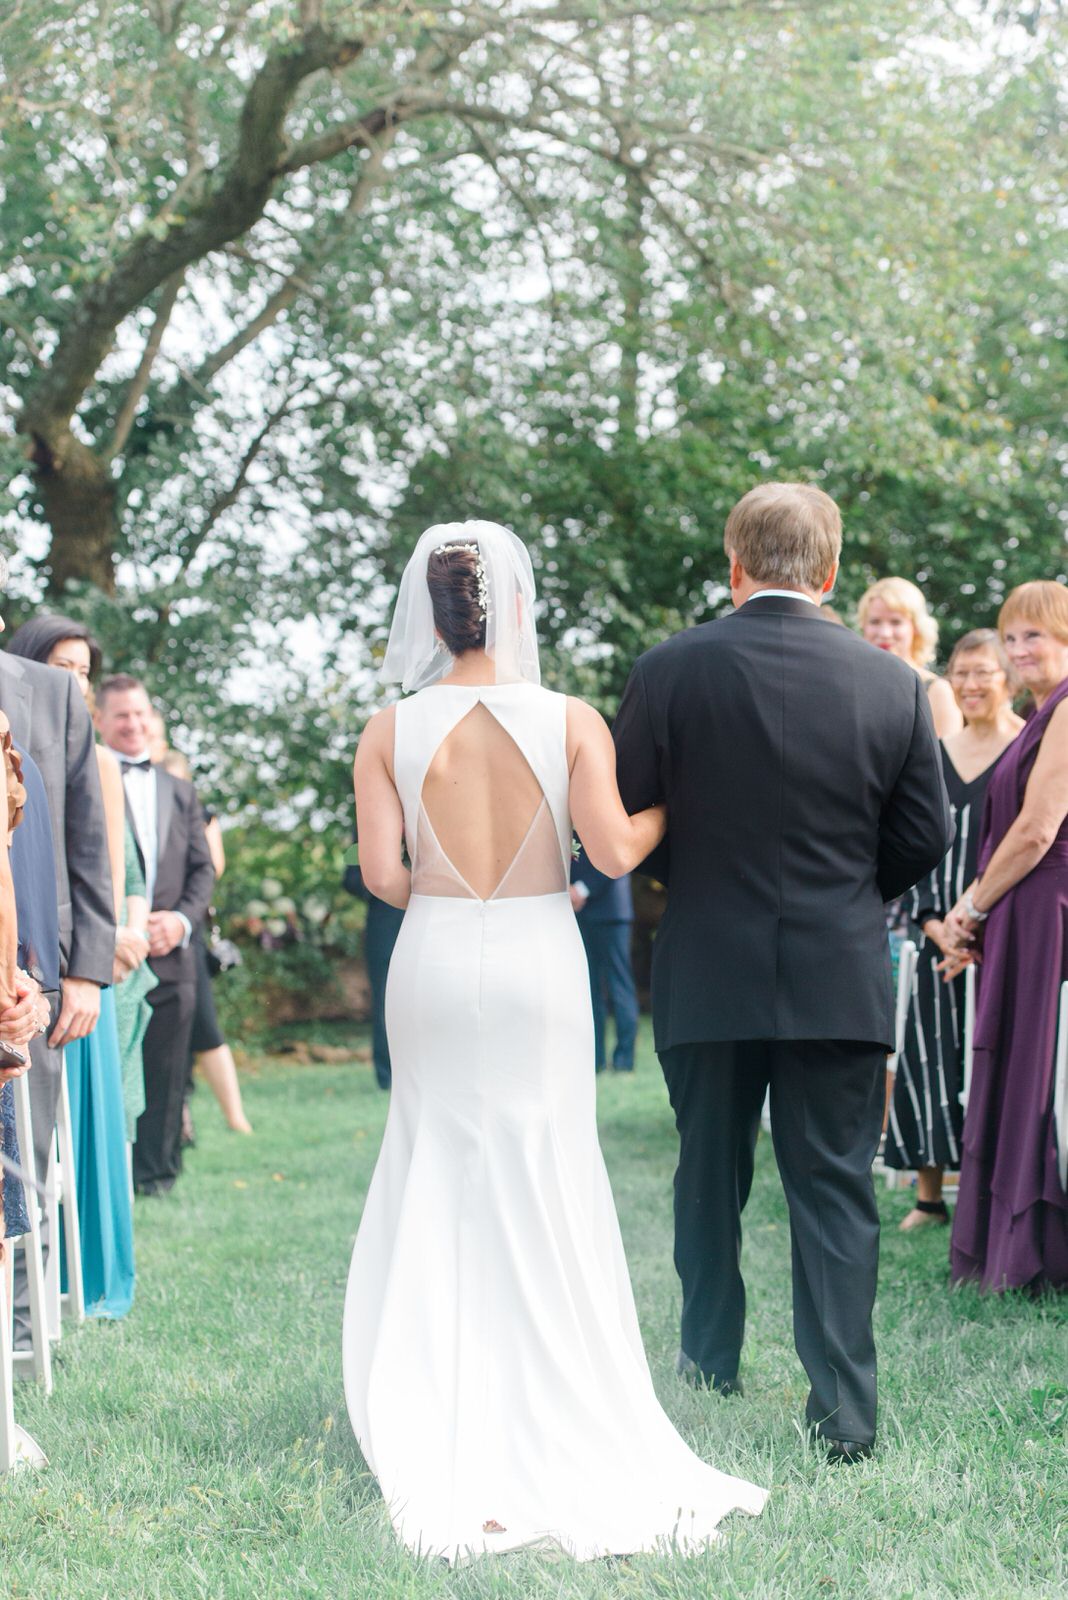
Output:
[886, 746, 1003, 1173]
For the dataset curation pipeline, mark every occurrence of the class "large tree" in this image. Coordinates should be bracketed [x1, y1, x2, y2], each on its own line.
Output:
[1, 0, 1064, 824]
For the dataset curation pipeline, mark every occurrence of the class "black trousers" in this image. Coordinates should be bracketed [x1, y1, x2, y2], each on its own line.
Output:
[134, 979, 196, 1188]
[660, 1038, 885, 1445]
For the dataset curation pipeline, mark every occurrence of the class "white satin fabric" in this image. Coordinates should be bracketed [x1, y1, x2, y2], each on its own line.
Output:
[342, 682, 768, 1562]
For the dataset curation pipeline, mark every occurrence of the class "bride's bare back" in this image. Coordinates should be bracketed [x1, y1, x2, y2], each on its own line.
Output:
[417, 700, 566, 901]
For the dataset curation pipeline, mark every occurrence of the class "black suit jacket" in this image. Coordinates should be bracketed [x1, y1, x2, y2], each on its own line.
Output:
[614, 596, 953, 1052]
[125, 766, 215, 986]
[0, 652, 115, 985]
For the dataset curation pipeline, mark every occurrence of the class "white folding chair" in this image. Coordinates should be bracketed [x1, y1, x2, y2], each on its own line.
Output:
[1, 1219, 48, 1471]
[8, 1073, 52, 1394]
[959, 963, 976, 1114]
[882, 939, 918, 1189]
[1054, 981, 1068, 1191]
[43, 1055, 84, 1338]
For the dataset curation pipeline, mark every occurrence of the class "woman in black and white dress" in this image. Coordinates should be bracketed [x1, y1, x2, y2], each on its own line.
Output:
[886, 630, 1023, 1229]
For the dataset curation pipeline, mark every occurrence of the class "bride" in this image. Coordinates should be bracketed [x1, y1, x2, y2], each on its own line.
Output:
[343, 520, 768, 1562]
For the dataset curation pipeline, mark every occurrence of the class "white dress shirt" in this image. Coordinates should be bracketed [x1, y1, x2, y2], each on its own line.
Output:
[120, 752, 192, 947]
[743, 588, 819, 605]
[121, 752, 159, 905]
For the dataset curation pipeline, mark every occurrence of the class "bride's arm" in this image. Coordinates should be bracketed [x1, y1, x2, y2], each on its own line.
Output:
[566, 698, 666, 878]
[353, 707, 411, 910]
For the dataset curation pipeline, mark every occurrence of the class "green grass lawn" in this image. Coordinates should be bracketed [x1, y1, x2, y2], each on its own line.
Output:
[3, 1023, 1065, 1599]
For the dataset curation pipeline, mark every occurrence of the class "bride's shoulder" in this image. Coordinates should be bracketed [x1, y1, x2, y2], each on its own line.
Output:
[354, 702, 397, 762]
[564, 695, 611, 760]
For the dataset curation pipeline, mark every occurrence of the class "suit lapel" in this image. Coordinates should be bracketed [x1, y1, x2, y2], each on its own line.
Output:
[155, 767, 175, 866]
[0, 655, 34, 748]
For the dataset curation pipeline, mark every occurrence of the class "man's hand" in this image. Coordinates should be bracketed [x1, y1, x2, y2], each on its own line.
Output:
[49, 976, 102, 1050]
[569, 885, 586, 913]
[147, 910, 186, 958]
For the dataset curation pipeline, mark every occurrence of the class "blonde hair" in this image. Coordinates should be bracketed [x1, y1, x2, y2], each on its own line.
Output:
[998, 581, 1068, 645]
[723, 482, 841, 592]
[857, 577, 938, 668]
[162, 748, 192, 783]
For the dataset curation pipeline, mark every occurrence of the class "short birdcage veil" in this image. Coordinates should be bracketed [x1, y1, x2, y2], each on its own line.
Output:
[380, 521, 540, 692]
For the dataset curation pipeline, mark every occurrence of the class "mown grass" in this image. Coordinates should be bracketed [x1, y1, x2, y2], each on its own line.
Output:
[2, 1023, 1065, 1599]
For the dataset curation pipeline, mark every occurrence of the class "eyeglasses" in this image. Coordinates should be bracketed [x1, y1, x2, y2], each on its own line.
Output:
[948, 669, 1002, 686]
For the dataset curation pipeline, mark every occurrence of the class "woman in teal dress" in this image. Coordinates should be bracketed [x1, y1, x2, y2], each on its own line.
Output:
[6, 615, 138, 1318]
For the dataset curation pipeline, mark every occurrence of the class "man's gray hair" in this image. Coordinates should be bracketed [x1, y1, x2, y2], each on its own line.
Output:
[724, 483, 842, 592]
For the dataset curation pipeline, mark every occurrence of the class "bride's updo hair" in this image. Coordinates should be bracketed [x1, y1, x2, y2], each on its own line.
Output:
[427, 544, 487, 656]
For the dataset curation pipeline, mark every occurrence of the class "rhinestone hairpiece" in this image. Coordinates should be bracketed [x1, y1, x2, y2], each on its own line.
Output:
[434, 541, 491, 621]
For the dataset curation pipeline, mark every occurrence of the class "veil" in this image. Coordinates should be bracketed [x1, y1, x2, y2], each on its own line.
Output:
[380, 520, 541, 692]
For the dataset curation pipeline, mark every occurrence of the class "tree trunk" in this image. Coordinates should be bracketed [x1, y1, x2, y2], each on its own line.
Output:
[29, 429, 118, 596]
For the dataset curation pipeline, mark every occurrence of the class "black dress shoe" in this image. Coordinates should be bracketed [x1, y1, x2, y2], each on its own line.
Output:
[674, 1349, 744, 1396]
[823, 1438, 874, 1465]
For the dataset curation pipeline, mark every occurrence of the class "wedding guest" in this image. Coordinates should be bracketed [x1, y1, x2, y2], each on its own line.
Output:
[858, 577, 963, 738]
[0, 599, 114, 1346]
[96, 677, 214, 1195]
[7, 616, 135, 1315]
[943, 582, 1068, 1292]
[570, 844, 639, 1072]
[160, 748, 252, 1135]
[342, 858, 403, 1090]
[886, 630, 1023, 1229]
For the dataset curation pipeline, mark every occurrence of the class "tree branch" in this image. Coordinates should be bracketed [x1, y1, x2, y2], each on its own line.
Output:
[195, 131, 397, 389]
[0, 305, 46, 368]
[175, 394, 295, 579]
[104, 270, 186, 462]
[19, 20, 366, 449]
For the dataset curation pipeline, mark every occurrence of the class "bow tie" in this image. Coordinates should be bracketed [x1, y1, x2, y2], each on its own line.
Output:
[120, 758, 152, 773]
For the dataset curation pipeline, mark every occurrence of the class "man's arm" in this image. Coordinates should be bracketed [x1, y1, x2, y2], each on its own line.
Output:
[877, 675, 954, 903]
[173, 791, 216, 933]
[62, 675, 116, 981]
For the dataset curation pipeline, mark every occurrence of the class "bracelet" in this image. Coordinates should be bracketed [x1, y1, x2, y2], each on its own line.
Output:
[964, 892, 989, 924]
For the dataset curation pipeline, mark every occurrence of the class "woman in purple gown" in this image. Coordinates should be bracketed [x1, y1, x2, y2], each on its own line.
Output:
[943, 582, 1068, 1292]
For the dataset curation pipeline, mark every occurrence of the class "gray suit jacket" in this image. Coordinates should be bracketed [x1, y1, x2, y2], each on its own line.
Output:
[0, 652, 115, 986]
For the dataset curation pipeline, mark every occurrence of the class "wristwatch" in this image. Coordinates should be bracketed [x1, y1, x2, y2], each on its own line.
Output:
[964, 892, 989, 924]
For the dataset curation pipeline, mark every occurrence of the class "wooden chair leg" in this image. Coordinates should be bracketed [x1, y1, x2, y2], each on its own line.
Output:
[10, 1074, 52, 1395]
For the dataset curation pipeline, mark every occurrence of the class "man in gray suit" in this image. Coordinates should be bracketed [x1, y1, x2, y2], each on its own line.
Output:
[0, 611, 116, 1342]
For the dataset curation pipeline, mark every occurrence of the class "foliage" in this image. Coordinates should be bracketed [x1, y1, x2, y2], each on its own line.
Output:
[3, 1038, 1066, 1597]
[1, 0, 1066, 820]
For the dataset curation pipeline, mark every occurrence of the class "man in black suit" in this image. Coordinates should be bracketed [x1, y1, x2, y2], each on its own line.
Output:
[569, 845, 639, 1072]
[0, 615, 116, 1343]
[614, 483, 952, 1461]
[97, 675, 214, 1194]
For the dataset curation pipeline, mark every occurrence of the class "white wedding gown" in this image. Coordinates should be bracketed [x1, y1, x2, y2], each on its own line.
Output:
[342, 682, 768, 1562]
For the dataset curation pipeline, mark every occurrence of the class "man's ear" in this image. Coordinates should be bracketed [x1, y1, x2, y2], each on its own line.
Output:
[728, 550, 746, 592]
[821, 562, 839, 597]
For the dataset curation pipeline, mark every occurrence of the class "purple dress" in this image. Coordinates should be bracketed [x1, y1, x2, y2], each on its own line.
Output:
[950, 674, 1068, 1292]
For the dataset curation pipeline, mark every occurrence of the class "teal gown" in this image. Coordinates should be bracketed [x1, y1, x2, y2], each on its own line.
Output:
[63, 834, 143, 1319]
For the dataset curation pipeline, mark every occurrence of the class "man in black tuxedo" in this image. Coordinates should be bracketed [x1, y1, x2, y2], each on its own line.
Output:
[614, 483, 952, 1461]
[569, 845, 639, 1072]
[97, 675, 214, 1194]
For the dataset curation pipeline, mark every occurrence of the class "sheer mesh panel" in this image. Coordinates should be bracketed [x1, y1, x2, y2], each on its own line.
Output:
[413, 703, 567, 901]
